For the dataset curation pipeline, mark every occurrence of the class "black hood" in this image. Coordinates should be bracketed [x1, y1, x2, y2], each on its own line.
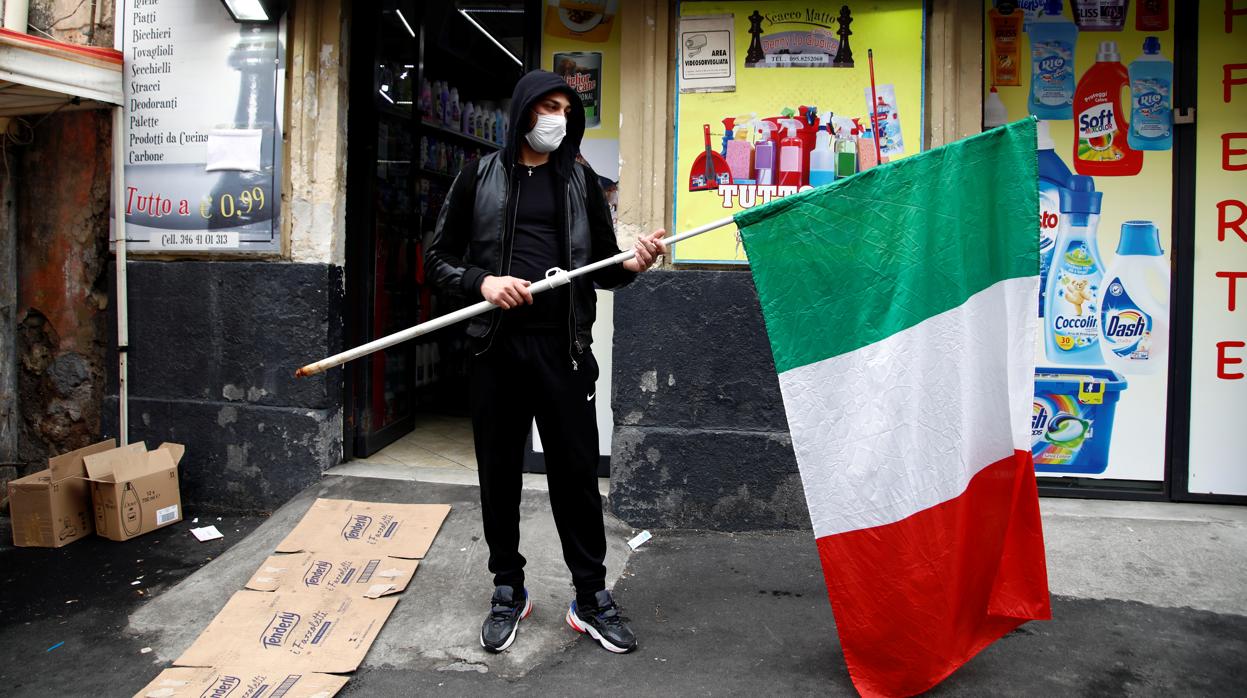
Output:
[505, 69, 585, 180]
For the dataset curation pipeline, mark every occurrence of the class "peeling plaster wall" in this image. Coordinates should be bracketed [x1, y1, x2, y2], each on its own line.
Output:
[27, 0, 115, 47]
[610, 271, 810, 531]
[14, 110, 113, 468]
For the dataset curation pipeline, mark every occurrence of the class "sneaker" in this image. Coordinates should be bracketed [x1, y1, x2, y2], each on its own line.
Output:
[565, 589, 637, 654]
[480, 585, 532, 653]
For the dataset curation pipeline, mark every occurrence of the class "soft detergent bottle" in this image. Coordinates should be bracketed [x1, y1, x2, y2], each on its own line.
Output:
[1027, 0, 1079, 120]
[1128, 36, 1173, 151]
[1073, 40, 1142, 176]
[1038, 120, 1076, 317]
[1098, 220, 1170, 373]
[1045, 176, 1106, 364]
[776, 119, 806, 187]
[809, 125, 836, 186]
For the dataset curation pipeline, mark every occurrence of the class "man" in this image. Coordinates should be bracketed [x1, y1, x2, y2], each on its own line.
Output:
[425, 70, 666, 655]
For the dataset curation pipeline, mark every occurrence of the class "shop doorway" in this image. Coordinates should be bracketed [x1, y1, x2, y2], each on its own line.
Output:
[343, 1, 538, 460]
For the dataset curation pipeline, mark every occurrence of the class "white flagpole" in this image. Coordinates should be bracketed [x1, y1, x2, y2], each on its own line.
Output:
[295, 215, 737, 377]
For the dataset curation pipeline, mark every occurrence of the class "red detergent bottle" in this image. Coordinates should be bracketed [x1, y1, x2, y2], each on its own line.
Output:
[1073, 40, 1142, 176]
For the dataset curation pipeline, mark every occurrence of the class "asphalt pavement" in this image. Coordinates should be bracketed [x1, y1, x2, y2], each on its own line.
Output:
[2, 471, 1245, 696]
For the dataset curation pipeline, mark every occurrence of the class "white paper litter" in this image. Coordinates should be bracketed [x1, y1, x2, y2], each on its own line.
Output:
[627, 530, 653, 550]
[364, 583, 397, 598]
[190, 525, 224, 542]
[140, 647, 152, 653]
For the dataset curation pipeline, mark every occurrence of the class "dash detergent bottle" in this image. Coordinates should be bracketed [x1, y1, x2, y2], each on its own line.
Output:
[1098, 221, 1170, 373]
[1044, 175, 1105, 364]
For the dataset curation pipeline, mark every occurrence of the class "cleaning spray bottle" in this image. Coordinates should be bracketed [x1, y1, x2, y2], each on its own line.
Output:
[856, 119, 879, 171]
[1073, 40, 1142, 176]
[809, 125, 836, 186]
[1098, 220, 1169, 373]
[720, 117, 735, 157]
[833, 117, 858, 178]
[1044, 175, 1106, 364]
[777, 119, 806, 187]
[754, 121, 778, 186]
[726, 116, 757, 182]
[1127, 36, 1173, 151]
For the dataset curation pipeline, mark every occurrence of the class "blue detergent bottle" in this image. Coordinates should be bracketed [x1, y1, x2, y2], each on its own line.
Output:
[1128, 36, 1173, 151]
[1044, 175, 1105, 364]
[1027, 0, 1078, 120]
[1038, 120, 1076, 317]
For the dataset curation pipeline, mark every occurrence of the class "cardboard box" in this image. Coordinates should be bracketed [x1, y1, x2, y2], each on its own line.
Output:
[174, 590, 399, 673]
[245, 553, 419, 599]
[275, 498, 451, 559]
[84, 441, 185, 542]
[7, 440, 115, 547]
[133, 665, 348, 698]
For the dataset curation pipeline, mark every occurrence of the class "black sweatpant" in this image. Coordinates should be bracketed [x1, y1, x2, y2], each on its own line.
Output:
[470, 331, 606, 601]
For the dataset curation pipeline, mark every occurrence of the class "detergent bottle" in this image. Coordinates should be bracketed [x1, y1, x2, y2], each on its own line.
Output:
[1098, 220, 1169, 373]
[1027, 0, 1078, 120]
[1044, 175, 1106, 364]
[833, 119, 858, 178]
[754, 121, 778, 186]
[1038, 120, 1076, 317]
[809, 125, 836, 186]
[1073, 40, 1142, 176]
[1127, 36, 1173, 151]
[776, 119, 806, 187]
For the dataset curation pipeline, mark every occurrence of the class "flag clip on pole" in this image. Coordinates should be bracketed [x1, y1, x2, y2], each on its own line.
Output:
[295, 215, 738, 378]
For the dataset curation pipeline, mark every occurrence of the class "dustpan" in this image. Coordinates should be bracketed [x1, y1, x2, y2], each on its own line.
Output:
[689, 123, 733, 191]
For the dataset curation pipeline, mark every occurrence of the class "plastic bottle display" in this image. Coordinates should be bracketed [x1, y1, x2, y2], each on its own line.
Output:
[1135, 0, 1168, 31]
[725, 120, 756, 182]
[1027, 0, 1079, 120]
[1098, 220, 1170, 373]
[809, 125, 836, 186]
[1073, 41, 1142, 176]
[1037, 120, 1076, 317]
[984, 87, 1009, 128]
[776, 119, 806, 187]
[1127, 36, 1173, 151]
[1071, 0, 1129, 31]
[834, 125, 858, 178]
[1044, 175, 1106, 364]
[753, 121, 778, 185]
[988, 6, 1024, 86]
[857, 126, 879, 170]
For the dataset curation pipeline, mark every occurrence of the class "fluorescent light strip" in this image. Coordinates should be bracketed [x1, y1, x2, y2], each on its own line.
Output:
[395, 8, 416, 38]
[223, 0, 269, 21]
[457, 9, 522, 66]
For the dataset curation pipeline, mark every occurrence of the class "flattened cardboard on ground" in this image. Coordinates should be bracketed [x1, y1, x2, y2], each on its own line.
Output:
[275, 498, 451, 559]
[83, 442, 185, 542]
[7, 440, 114, 547]
[174, 590, 399, 673]
[246, 553, 419, 598]
[133, 665, 348, 698]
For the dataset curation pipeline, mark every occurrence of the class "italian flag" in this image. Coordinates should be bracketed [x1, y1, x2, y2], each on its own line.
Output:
[736, 119, 1051, 697]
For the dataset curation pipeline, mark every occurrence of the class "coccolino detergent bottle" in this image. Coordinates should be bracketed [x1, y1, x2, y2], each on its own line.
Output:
[1027, 0, 1079, 120]
[1044, 175, 1105, 364]
[1128, 36, 1173, 151]
[1038, 120, 1076, 317]
[1098, 220, 1170, 373]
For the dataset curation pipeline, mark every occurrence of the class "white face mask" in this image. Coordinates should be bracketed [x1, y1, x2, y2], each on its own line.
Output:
[525, 113, 567, 153]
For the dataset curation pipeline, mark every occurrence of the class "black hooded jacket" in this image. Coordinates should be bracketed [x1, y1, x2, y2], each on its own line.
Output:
[424, 70, 635, 357]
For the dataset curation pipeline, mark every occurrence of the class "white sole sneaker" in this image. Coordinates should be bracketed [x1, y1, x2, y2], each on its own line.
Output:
[480, 594, 533, 653]
[565, 603, 635, 654]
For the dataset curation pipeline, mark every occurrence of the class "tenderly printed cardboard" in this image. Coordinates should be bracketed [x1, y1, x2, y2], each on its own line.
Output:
[132, 665, 348, 698]
[245, 553, 419, 599]
[275, 498, 451, 559]
[7, 440, 114, 547]
[83, 441, 185, 541]
[174, 590, 399, 673]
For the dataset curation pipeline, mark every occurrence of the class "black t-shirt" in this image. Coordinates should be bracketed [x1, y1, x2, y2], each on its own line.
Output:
[504, 162, 567, 332]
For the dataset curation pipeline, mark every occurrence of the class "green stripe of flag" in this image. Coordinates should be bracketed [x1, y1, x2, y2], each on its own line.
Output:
[736, 119, 1039, 374]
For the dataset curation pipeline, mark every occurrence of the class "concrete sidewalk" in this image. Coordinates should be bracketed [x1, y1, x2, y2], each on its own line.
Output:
[4, 470, 1246, 696]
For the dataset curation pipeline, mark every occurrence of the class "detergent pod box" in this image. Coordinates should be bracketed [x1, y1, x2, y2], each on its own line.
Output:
[1031, 368, 1127, 474]
[7, 440, 114, 547]
[83, 441, 184, 541]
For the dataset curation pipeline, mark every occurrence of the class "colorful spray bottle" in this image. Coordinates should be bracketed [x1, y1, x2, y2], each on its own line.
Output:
[1044, 175, 1106, 364]
[725, 115, 757, 182]
[832, 116, 857, 178]
[776, 119, 806, 187]
[809, 125, 836, 187]
[754, 121, 778, 186]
